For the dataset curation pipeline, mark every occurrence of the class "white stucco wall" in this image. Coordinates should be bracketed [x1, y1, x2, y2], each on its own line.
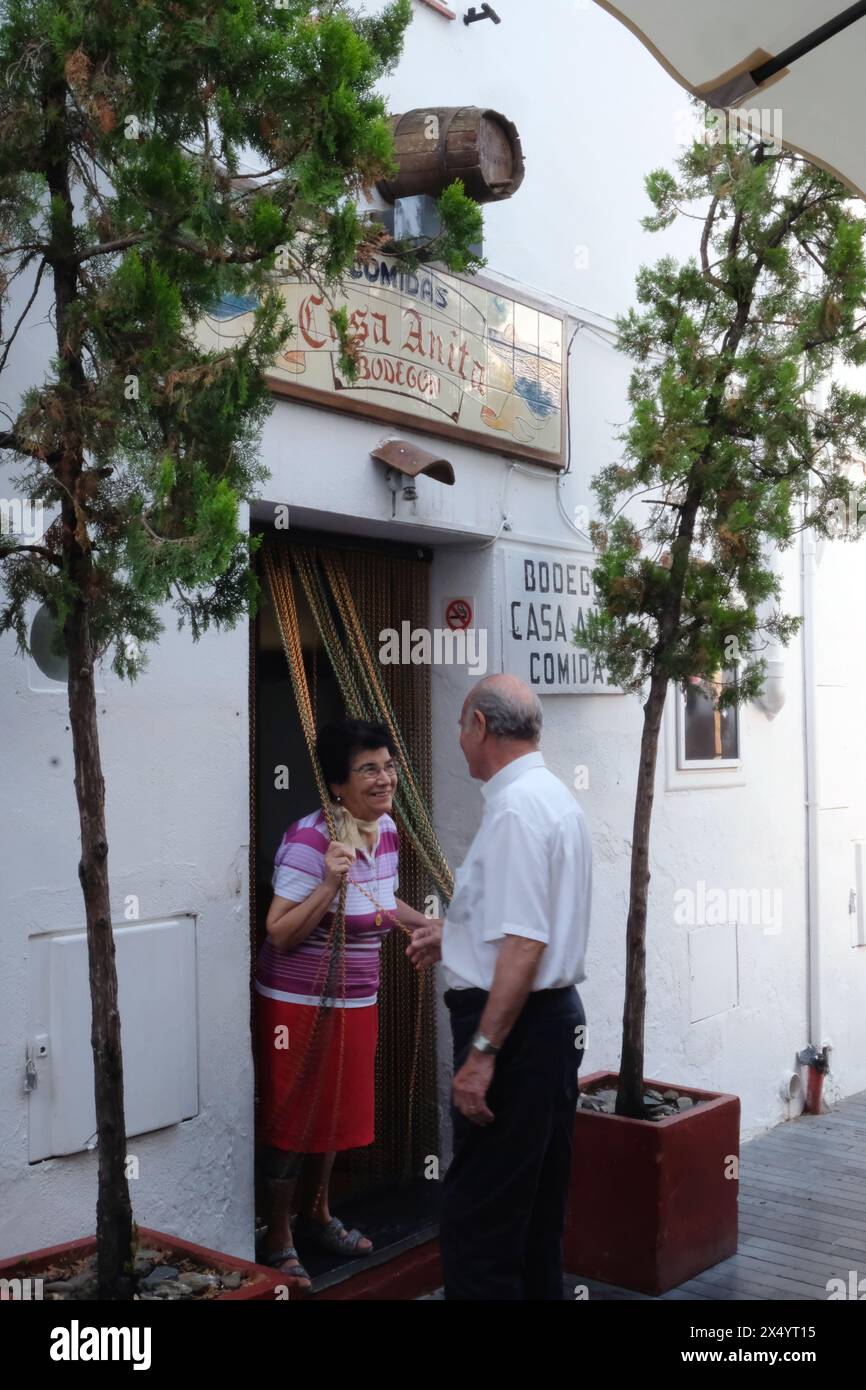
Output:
[277, 0, 866, 1141]
[3, 0, 866, 1262]
[0, 602, 254, 1258]
[0, 117, 255, 1254]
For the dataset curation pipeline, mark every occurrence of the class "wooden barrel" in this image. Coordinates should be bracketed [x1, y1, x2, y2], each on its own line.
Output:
[377, 106, 525, 205]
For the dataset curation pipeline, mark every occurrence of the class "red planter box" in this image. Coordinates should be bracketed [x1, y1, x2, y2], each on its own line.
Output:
[0, 1227, 286, 1301]
[563, 1071, 740, 1296]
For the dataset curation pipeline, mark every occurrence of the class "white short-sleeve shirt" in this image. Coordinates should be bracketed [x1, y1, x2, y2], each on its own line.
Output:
[442, 752, 592, 992]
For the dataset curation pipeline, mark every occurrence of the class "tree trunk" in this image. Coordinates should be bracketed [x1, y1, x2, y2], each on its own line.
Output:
[65, 593, 133, 1299]
[41, 65, 134, 1298]
[616, 665, 669, 1118]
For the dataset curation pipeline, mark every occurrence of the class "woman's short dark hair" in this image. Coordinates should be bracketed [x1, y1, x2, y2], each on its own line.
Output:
[316, 720, 397, 790]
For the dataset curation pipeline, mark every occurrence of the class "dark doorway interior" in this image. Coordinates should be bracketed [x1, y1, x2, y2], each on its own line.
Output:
[250, 528, 441, 1288]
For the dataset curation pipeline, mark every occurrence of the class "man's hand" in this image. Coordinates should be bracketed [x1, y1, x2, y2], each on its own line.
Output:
[405, 919, 443, 970]
[452, 1050, 495, 1126]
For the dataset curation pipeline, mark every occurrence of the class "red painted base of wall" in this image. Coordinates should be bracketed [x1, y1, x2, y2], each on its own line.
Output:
[0, 1227, 285, 1301]
[310, 1238, 442, 1301]
[564, 1071, 740, 1296]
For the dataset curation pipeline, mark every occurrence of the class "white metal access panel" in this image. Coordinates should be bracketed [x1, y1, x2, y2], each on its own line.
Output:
[27, 917, 199, 1161]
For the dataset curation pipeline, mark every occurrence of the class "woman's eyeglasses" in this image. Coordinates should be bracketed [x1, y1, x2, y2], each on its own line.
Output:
[352, 761, 399, 780]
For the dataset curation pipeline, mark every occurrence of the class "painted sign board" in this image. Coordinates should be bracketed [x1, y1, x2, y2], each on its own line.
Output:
[199, 258, 566, 468]
[502, 545, 619, 695]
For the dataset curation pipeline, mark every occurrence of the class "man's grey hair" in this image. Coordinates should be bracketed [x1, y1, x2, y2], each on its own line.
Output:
[463, 680, 543, 742]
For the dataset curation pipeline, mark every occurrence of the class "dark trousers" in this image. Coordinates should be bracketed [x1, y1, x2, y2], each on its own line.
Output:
[439, 984, 586, 1301]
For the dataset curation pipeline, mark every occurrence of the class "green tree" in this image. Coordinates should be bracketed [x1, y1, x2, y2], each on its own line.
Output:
[584, 129, 866, 1119]
[0, 0, 481, 1297]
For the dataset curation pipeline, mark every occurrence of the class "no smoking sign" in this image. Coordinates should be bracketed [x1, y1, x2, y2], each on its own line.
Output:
[444, 597, 474, 631]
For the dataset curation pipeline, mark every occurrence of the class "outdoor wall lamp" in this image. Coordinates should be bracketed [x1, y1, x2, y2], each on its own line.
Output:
[464, 5, 501, 26]
[385, 469, 417, 516]
[371, 439, 456, 518]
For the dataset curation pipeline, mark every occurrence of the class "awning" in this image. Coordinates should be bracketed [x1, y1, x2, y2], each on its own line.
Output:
[596, 0, 866, 199]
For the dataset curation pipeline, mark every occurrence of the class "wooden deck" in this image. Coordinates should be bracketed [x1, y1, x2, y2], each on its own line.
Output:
[566, 1089, 866, 1301]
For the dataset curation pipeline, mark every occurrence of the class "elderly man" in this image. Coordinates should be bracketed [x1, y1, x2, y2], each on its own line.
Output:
[408, 673, 591, 1301]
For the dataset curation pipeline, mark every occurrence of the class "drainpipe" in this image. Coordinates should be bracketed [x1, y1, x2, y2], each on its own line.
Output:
[800, 506, 831, 1113]
[792, 268, 832, 1116]
[798, 1043, 831, 1114]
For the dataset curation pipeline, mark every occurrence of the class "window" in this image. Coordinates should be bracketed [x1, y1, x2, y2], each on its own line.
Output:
[677, 669, 740, 770]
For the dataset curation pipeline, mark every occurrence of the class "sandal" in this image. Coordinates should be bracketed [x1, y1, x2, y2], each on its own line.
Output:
[295, 1214, 373, 1258]
[261, 1244, 312, 1290]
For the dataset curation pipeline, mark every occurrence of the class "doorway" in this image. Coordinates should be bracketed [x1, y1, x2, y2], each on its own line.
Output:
[250, 527, 442, 1286]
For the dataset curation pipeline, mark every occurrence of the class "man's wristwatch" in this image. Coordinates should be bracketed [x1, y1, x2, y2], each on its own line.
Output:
[471, 1032, 500, 1057]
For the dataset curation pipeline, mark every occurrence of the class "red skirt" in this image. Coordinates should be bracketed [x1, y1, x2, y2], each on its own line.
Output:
[255, 993, 378, 1152]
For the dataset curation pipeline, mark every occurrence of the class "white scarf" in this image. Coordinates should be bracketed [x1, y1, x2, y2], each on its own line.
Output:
[332, 802, 381, 855]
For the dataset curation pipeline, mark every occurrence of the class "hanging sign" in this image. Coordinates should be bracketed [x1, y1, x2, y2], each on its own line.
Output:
[198, 258, 566, 468]
[502, 546, 619, 696]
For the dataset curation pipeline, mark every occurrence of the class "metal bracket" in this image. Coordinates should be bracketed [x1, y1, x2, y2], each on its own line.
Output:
[464, 5, 501, 24]
[385, 467, 418, 518]
[797, 1044, 831, 1074]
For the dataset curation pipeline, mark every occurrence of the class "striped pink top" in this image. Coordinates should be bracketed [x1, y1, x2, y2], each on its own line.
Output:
[256, 809, 400, 1009]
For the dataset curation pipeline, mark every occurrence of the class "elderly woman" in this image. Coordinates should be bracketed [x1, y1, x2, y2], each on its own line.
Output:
[255, 718, 436, 1292]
